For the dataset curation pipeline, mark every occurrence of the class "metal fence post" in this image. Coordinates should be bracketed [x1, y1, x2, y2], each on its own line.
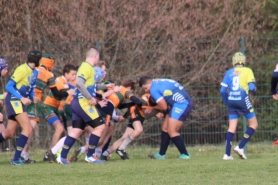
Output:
[241, 37, 247, 154]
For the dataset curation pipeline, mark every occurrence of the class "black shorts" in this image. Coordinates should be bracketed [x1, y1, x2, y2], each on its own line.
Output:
[72, 116, 104, 130]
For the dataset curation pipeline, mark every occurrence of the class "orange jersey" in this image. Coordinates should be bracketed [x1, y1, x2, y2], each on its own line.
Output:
[58, 100, 65, 111]
[34, 67, 55, 101]
[107, 86, 134, 108]
[44, 76, 69, 108]
[130, 93, 150, 118]
[65, 79, 76, 105]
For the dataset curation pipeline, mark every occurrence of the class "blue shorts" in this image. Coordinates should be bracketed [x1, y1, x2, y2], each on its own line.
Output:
[228, 96, 255, 120]
[168, 100, 193, 121]
[5, 95, 26, 120]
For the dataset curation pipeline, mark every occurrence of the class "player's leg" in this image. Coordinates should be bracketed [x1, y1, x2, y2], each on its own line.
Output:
[96, 122, 114, 158]
[85, 117, 106, 163]
[148, 115, 169, 159]
[167, 101, 193, 159]
[20, 119, 38, 163]
[234, 112, 258, 160]
[116, 120, 143, 159]
[11, 112, 33, 165]
[223, 115, 238, 160]
[102, 127, 133, 160]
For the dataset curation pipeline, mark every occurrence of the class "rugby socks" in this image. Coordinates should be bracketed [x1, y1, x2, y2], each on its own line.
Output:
[225, 132, 234, 156]
[0, 133, 5, 143]
[20, 151, 29, 160]
[159, 131, 170, 155]
[13, 134, 28, 161]
[102, 150, 110, 157]
[118, 135, 133, 150]
[51, 136, 66, 155]
[171, 135, 188, 155]
[239, 127, 255, 149]
[61, 136, 76, 158]
[87, 134, 100, 157]
[102, 136, 112, 152]
[80, 146, 87, 154]
[95, 147, 102, 157]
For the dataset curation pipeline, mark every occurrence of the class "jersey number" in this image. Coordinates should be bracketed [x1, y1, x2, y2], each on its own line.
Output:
[232, 76, 239, 90]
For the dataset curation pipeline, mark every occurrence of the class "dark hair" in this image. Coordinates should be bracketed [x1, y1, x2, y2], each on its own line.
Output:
[149, 96, 157, 106]
[122, 79, 136, 91]
[138, 76, 152, 87]
[97, 61, 108, 69]
[63, 64, 76, 75]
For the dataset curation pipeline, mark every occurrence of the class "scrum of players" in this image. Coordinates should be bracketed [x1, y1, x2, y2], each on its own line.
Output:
[0, 47, 261, 165]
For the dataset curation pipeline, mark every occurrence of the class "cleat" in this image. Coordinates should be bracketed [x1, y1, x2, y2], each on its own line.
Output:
[43, 151, 48, 161]
[101, 154, 109, 161]
[116, 149, 129, 160]
[56, 156, 70, 165]
[179, 154, 191, 159]
[223, 154, 234, 160]
[85, 154, 104, 164]
[148, 153, 166, 160]
[20, 156, 36, 164]
[69, 148, 82, 162]
[10, 158, 25, 166]
[274, 140, 278, 145]
[47, 149, 56, 163]
[234, 146, 247, 160]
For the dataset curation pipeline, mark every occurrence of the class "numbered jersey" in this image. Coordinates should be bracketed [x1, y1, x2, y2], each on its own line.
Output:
[221, 67, 255, 102]
[150, 79, 191, 107]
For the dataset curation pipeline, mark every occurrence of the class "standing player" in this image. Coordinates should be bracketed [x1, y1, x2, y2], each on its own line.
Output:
[0, 58, 8, 133]
[57, 47, 107, 164]
[139, 76, 193, 160]
[0, 50, 42, 165]
[22, 54, 56, 163]
[220, 52, 258, 160]
[43, 64, 76, 162]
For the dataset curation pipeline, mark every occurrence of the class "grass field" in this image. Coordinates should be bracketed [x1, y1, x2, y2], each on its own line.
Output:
[0, 143, 278, 185]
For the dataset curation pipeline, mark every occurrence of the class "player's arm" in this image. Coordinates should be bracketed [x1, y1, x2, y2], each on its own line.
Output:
[125, 91, 142, 106]
[271, 72, 278, 95]
[5, 67, 25, 100]
[149, 87, 167, 110]
[220, 71, 229, 106]
[247, 69, 256, 92]
[76, 77, 93, 100]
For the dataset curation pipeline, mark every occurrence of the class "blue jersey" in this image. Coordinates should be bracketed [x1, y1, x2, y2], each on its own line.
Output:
[221, 67, 255, 102]
[150, 79, 191, 107]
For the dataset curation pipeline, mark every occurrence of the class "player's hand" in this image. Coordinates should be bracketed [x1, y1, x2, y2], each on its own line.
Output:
[155, 112, 164, 118]
[118, 116, 125, 122]
[113, 86, 121, 92]
[21, 97, 31, 106]
[0, 112, 3, 122]
[33, 96, 39, 104]
[273, 94, 278, 100]
[98, 100, 108, 107]
[67, 88, 76, 96]
[106, 84, 114, 89]
[3, 92, 7, 99]
[89, 97, 97, 106]
[145, 106, 153, 114]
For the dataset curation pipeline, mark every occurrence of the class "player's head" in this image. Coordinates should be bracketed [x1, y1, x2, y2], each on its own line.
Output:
[139, 76, 152, 92]
[63, 64, 77, 82]
[232, 52, 246, 67]
[40, 54, 55, 71]
[97, 61, 108, 80]
[0, 58, 8, 77]
[86, 47, 100, 66]
[27, 50, 42, 67]
[94, 66, 105, 83]
[122, 79, 136, 91]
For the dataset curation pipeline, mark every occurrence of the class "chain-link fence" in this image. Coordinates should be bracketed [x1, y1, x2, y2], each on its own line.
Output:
[0, 38, 278, 153]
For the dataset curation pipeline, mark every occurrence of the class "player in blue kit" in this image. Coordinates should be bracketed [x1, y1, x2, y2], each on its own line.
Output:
[139, 76, 193, 159]
[220, 52, 258, 160]
[0, 50, 41, 165]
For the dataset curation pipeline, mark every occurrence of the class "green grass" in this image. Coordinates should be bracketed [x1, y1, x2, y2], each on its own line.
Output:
[0, 143, 278, 185]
